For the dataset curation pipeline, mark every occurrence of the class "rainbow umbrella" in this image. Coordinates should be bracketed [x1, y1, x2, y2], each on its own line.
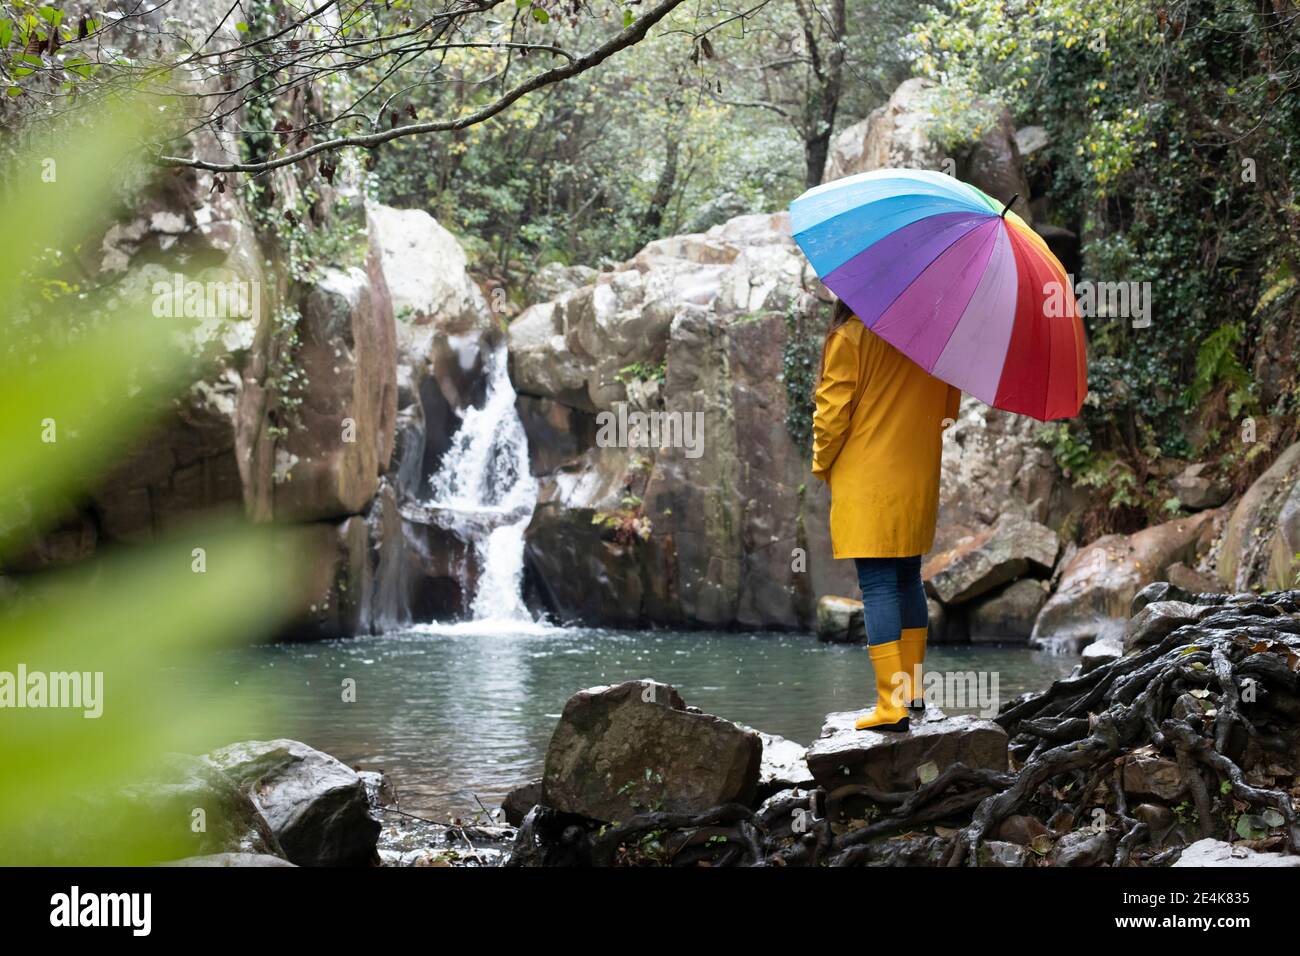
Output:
[789, 168, 1087, 421]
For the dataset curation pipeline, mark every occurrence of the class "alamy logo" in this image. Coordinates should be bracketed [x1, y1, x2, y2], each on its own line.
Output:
[151, 273, 261, 323]
[50, 886, 151, 936]
[0, 664, 103, 718]
[1043, 274, 1151, 328]
[596, 402, 705, 459]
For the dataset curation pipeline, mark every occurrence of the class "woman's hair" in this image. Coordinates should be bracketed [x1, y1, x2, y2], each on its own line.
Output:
[815, 298, 854, 395]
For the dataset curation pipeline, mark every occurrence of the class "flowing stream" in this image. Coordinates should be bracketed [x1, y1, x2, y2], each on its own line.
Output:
[418, 342, 538, 623]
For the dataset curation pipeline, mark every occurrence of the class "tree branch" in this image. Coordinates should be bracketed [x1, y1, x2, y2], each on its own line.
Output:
[155, 0, 688, 173]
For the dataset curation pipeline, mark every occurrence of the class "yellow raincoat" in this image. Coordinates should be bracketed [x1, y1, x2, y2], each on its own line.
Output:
[812, 320, 961, 558]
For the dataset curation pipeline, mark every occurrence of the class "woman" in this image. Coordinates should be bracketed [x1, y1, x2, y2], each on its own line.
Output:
[812, 299, 960, 732]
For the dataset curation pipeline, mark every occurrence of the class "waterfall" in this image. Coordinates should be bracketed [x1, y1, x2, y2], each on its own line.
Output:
[421, 343, 538, 622]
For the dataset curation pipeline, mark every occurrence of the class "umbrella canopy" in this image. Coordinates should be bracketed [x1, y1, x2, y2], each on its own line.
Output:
[790, 168, 1087, 421]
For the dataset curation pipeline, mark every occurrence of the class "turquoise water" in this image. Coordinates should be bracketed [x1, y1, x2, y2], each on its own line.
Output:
[177, 624, 1078, 818]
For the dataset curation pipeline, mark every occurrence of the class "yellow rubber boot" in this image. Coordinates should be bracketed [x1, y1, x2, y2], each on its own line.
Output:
[899, 626, 928, 710]
[854, 641, 910, 732]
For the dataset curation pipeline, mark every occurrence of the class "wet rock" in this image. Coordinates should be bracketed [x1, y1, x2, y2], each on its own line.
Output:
[816, 595, 866, 643]
[358, 770, 397, 816]
[1173, 838, 1300, 867]
[822, 78, 1033, 223]
[541, 680, 762, 823]
[1030, 510, 1222, 652]
[1170, 462, 1230, 511]
[805, 708, 1008, 793]
[1218, 441, 1300, 592]
[1080, 630, 1124, 673]
[967, 578, 1049, 643]
[1120, 751, 1187, 801]
[206, 739, 380, 867]
[741, 726, 816, 799]
[287, 516, 372, 639]
[1131, 580, 1197, 614]
[1122, 600, 1209, 652]
[978, 840, 1030, 867]
[162, 853, 297, 867]
[502, 780, 544, 828]
[1049, 828, 1114, 867]
[923, 512, 1058, 605]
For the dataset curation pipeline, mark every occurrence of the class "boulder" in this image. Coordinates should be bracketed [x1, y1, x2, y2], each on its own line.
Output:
[816, 595, 866, 643]
[1120, 750, 1187, 801]
[937, 398, 1074, 555]
[923, 512, 1058, 605]
[287, 516, 372, 639]
[366, 201, 494, 475]
[738, 726, 816, 799]
[1122, 600, 1207, 653]
[1218, 441, 1300, 591]
[91, 369, 259, 543]
[978, 840, 1030, 867]
[1030, 509, 1222, 652]
[365, 202, 488, 338]
[967, 578, 1049, 643]
[822, 78, 1033, 223]
[527, 262, 599, 305]
[1130, 580, 1198, 614]
[1174, 838, 1300, 867]
[1048, 828, 1114, 867]
[541, 680, 762, 823]
[206, 739, 380, 867]
[513, 211, 857, 629]
[1080, 631, 1123, 673]
[273, 267, 397, 522]
[119, 754, 283, 864]
[358, 770, 397, 815]
[1170, 462, 1230, 511]
[502, 780, 544, 827]
[805, 707, 1008, 793]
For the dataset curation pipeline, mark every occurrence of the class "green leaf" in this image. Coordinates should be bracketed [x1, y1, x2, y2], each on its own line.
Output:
[531, 6, 549, 23]
[624, 9, 634, 27]
[235, 21, 249, 33]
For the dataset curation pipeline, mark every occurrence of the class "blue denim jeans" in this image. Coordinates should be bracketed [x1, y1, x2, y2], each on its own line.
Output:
[854, 556, 928, 646]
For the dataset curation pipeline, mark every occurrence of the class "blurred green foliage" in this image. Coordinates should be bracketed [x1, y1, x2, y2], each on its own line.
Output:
[0, 99, 304, 865]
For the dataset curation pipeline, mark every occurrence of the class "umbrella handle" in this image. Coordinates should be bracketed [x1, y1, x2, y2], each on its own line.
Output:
[999, 193, 1020, 218]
